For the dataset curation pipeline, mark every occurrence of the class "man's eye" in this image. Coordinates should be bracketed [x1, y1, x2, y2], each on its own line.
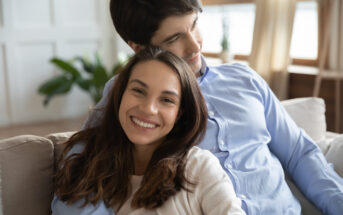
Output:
[166, 36, 179, 44]
[192, 23, 197, 31]
[192, 18, 198, 30]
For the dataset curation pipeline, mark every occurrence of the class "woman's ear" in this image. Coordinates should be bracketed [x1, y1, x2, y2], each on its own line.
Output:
[128, 41, 145, 53]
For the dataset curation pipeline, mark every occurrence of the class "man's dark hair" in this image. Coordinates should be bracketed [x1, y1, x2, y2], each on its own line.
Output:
[110, 0, 202, 46]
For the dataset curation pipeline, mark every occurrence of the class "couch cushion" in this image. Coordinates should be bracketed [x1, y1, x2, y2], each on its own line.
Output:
[45, 131, 75, 165]
[281, 97, 326, 143]
[0, 135, 54, 215]
[325, 134, 343, 178]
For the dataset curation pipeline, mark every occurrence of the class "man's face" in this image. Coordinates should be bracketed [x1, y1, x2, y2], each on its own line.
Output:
[150, 12, 203, 75]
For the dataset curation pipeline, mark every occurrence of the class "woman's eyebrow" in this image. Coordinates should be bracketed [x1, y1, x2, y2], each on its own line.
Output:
[129, 79, 180, 98]
[129, 79, 148, 88]
[162, 90, 180, 98]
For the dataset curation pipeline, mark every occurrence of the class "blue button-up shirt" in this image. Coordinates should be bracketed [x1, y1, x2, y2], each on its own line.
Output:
[52, 62, 343, 215]
[198, 63, 343, 214]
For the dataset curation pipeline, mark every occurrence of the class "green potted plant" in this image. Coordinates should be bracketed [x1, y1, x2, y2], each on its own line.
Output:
[220, 17, 231, 63]
[38, 53, 127, 106]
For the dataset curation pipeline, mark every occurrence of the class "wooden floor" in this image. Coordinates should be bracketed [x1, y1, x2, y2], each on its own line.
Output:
[0, 116, 86, 139]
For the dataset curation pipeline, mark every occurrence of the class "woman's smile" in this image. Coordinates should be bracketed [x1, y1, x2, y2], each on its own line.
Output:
[130, 116, 159, 129]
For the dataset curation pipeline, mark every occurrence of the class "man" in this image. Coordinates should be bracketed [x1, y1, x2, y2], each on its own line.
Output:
[54, 0, 343, 214]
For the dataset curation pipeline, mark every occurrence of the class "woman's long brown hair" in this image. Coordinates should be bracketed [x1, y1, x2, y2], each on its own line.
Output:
[54, 47, 208, 209]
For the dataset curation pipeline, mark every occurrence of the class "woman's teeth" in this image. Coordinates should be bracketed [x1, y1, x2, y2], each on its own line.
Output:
[132, 117, 156, 128]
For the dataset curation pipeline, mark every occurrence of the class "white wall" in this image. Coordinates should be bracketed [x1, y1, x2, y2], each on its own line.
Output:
[0, 44, 10, 126]
[0, 0, 129, 126]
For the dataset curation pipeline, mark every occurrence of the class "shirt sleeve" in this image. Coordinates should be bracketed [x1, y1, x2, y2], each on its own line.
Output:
[254, 71, 343, 214]
[191, 149, 246, 215]
[82, 76, 116, 129]
[51, 78, 117, 215]
[51, 195, 115, 215]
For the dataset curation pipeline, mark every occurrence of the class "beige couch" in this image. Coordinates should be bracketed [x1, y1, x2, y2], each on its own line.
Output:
[0, 132, 74, 215]
[0, 97, 343, 215]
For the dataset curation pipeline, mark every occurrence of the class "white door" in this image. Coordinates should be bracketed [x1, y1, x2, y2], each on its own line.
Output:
[0, 44, 10, 126]
[0, 0, 119, 126]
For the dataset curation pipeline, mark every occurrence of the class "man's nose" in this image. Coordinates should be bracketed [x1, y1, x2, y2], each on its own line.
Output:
[186, 31, 201, 54]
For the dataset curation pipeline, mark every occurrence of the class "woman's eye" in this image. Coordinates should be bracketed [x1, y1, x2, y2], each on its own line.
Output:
[131, 88, 144, 95]
[162, 98, 175, 104]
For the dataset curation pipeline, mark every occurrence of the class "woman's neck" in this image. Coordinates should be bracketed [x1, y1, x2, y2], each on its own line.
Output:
[132, 145, 155, 175]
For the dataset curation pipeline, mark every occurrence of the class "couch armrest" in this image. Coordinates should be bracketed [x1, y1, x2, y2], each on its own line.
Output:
[0, 135, 54, 215]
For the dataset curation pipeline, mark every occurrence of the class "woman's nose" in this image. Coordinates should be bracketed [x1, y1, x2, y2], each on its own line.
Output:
[140, 99, 158, 115]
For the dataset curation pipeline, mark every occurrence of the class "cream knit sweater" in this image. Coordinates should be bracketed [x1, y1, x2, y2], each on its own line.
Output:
[115, 147, 246, 215]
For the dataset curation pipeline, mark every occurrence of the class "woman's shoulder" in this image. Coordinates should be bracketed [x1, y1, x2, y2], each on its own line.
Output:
[186, 147, 223, 176]
[187, 146, 214, 160]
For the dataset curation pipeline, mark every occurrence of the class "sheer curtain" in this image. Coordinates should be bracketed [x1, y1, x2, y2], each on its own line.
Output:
[328, 0, 343, 70]
[249, 0, 296, 100]
[321, 0, 343, 131]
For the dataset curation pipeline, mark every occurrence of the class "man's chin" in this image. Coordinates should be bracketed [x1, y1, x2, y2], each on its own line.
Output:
[189, 61, 202, 76]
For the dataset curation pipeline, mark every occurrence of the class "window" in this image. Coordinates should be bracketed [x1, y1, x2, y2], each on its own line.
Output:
[199, 3, 255, 57]
[200, 0, 319, 66]
[290, 1, 318, 65]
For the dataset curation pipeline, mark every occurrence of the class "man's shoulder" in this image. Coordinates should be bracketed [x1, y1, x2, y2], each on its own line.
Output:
[208, 63, 257, 77]
[205, 63, 264, 87]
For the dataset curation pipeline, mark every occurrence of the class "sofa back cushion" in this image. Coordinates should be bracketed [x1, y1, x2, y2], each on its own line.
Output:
[0, 135, 54, 215]
[281, 97, 326, 143]
[325, 134, 343, 177]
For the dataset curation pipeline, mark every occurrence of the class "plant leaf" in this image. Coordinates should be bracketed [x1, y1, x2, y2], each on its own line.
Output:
[38, 75, 68, 94]
[76, 77, 91, 91]
[92, 66, 108, 88]
[51, 58, 80, 78]
[74, 57, 95, 74]
[38, 75, 73, 106]
[111, 62, 124, 76]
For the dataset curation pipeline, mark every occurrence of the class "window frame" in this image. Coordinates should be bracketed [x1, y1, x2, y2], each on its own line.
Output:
[201, 0, 320, 67]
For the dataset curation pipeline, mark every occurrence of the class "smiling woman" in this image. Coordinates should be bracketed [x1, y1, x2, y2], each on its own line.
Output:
[118, 60, 182, 175]
[52, 47, 246, 215]
[119, 61, 181, 137]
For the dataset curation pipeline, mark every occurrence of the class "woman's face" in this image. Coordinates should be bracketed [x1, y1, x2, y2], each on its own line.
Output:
[119, 60, 181, 149]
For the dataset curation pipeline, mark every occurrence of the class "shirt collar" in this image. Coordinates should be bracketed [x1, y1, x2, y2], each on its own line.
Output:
[199, 55, 207, 76]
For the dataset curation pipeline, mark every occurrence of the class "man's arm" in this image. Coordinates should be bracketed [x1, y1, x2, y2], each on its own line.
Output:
[51, 195, 115, 215]
[256, 72, 343, 214]
[82, 77, 116, 129]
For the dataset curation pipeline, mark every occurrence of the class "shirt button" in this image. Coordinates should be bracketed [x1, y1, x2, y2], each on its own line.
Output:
[208, 111, 214, 117]
[210, 146, 216, 152]
[226, 163, 233, 169]
[219, 140, 225, 146]
[239, 194, 247, 200]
